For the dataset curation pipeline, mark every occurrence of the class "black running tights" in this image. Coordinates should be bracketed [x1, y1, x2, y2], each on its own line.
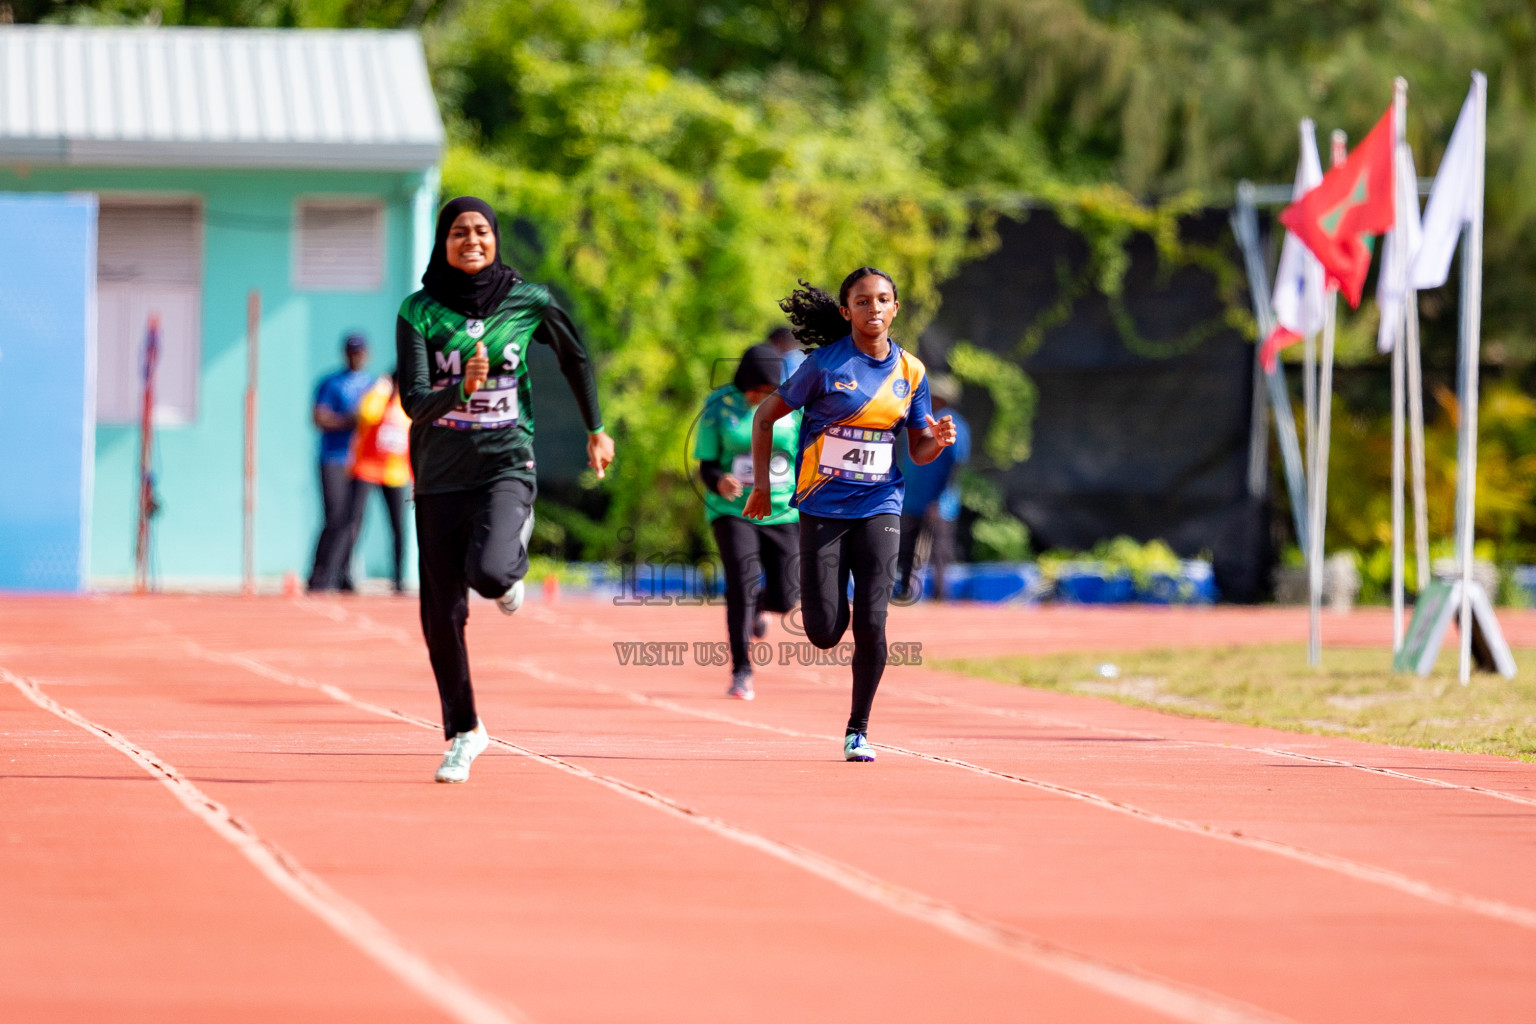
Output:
[798, 512, 900, 735]
[712, 516, 799, 672]
[414, 478, 535, 738]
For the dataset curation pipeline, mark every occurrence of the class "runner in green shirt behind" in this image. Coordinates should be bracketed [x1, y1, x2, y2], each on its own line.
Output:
[695, 343, 801, 700]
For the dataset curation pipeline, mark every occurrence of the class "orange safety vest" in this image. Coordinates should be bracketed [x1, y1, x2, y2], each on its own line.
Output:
[350, 379, 412, 487]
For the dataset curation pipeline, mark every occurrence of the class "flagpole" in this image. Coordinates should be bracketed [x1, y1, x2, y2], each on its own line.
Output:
[1309, 291, 1338, 667]
[1303, 316, 1318, 559]
[1406, 287, 1430, 594]
[1457, 72, 1487, 685]
[135, 316, 160, 596]
[1309, 129, 1348, 668]
[1402, 131, 1430, 602]
[1390, 79, 1408, 652]
[1303, 282, 1318, 656]
[1302, 133, 1319, 568]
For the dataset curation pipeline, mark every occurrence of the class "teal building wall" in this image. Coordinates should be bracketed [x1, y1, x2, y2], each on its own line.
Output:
[0, 165, 438, 588]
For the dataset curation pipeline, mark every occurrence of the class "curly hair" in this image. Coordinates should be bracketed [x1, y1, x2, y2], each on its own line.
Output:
[778, 267, 898, 348]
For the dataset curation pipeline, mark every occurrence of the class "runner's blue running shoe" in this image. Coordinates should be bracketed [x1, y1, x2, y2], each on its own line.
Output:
[843, 732, 876, 762]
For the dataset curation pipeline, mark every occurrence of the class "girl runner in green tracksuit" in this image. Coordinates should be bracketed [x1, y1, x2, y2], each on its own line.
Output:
[397, 196, 614, 784]
[694, 343, 802, 701]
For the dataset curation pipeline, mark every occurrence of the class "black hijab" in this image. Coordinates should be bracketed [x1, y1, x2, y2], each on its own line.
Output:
[733, 343, 783, 394]
[420, 197, 520, 319]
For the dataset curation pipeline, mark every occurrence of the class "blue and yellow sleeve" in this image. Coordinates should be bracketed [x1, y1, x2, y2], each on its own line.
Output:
[777, 356, 820, 411]
[905, 373, 932, 431]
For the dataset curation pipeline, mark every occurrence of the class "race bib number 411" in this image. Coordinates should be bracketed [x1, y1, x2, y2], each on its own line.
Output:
[435, 377, 519, 431]
[818, 425, 895, 483]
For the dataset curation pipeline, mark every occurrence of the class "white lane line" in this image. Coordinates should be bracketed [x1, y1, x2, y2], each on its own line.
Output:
[289, 602, 1536, 922]
[513, 601, 1536, 811]
[509, 660, 1536, 934]
[75, 601, 1536, 813]
[800, 665, 1536, 811]
[0, 665, 530, 1024]
[184, 643, 1298, 1024]
[1245, 745, 1536, 810]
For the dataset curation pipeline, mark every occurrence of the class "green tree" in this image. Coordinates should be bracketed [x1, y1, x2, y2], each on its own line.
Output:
[430, 0, 977, 555]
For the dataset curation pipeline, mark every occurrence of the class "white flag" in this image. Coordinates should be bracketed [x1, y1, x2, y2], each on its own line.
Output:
[1377, 140, 1423, 353]
[1261, 120, 1326, 369]
[1410, 75, 1486, 290]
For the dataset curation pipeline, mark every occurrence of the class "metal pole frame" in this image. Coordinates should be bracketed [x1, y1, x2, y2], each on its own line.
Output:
[1308, 130, 1349, 667]
[1390, 79, 1408, 653]
[244, 290, 260, 597]
[1231, 184, 1309, 551]
[134, 316, 161, 596]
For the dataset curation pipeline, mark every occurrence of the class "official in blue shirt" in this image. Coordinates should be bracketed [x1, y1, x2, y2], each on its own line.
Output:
[895, 375, 970, 601]
[308, 333, 375, 592]
[745, 268, 957, 762]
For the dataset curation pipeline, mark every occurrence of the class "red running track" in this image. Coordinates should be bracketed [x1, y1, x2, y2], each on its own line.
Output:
[3, 595, 1536, 1023]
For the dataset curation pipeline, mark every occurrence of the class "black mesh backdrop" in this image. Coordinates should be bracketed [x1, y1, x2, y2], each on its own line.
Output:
[919, 209, 1271, 602]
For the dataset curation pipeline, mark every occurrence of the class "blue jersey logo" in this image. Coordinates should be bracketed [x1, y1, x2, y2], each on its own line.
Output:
[891, 378, 911, 398]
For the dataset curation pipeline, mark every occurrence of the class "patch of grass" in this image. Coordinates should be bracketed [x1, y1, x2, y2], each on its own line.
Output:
[935, 645, 1536, 762]
[523, 555, 591, 585]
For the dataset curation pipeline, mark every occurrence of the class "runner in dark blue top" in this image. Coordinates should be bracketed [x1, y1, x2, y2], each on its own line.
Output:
[743, 268, 957, 761]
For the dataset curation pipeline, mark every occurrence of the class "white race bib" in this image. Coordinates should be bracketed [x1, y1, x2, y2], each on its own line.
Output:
[436, 377, 519, 431]
[376, 422, 409, 454]
[818, 426, 895, 482]
[732, 451, 793, 487]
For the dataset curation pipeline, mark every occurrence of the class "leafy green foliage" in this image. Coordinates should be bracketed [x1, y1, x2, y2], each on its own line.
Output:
[958, 469, 1032, 559]
[428, 0, 978, 555]
[1037, 535, 1186, 589]
[1301, 380, 1536, 558]
[22, 0, 1536, 556]
[946, 342, 1034, 467]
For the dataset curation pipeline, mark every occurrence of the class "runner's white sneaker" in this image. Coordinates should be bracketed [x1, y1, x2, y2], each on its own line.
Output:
[843, 732, 876, 762]
[496, 580, 525, 615]
[435, 722, 490, 783]
[497, 510, 537, 615]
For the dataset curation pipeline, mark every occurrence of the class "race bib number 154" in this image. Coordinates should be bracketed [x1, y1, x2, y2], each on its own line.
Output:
[435, 377, 519, 431]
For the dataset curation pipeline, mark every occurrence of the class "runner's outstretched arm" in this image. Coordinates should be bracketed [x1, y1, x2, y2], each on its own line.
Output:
[908, 413, 957, 465]
[742, 392, 792, 520]
[532, 303, 614, 477]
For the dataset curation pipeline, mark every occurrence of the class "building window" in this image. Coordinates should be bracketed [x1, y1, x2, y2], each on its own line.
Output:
[294, 199, 384, 291]
[96, 199, 203, 426]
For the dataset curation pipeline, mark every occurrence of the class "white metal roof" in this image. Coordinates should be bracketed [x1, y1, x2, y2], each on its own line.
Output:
[0, 26, 444, 170]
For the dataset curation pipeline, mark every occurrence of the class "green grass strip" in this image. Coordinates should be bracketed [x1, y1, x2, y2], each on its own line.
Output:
[935, 645, 1536, 763]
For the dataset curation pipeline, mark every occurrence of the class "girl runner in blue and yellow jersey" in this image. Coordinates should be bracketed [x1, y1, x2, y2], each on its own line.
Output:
[743, 268, 957, 761]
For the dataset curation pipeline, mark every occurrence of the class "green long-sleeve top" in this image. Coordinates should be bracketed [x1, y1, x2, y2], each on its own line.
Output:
[395, 281, 603, 495]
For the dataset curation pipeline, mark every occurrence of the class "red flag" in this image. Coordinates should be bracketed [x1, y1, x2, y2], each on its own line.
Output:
[1278, 107, 1396, 307]
[1260, 326, 1302, 373]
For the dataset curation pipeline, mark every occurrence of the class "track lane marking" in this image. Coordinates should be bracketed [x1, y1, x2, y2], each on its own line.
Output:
[283, 602, 1536, 926]
[182, 641, 1299, 1024]
[893, 684, 1536, 811]
[0, 664, 530, 1024]
[514, 601, 1536, 811]
[502, 659, 1536, 934]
